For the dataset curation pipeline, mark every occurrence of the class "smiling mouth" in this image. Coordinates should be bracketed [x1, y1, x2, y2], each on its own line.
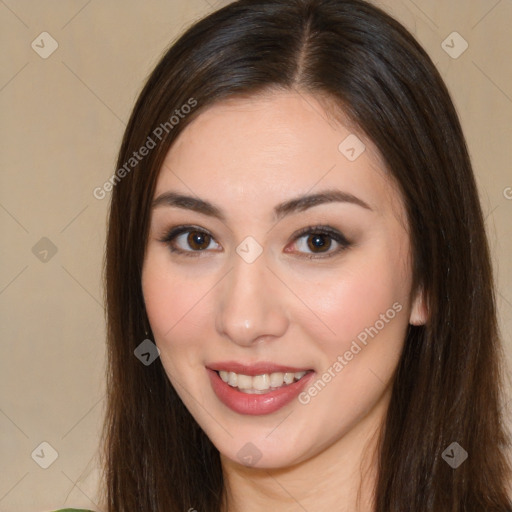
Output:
[215, 370, 313, 394]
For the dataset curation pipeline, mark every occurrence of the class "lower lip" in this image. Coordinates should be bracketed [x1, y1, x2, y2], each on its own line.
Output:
[207, 368, 315, 415]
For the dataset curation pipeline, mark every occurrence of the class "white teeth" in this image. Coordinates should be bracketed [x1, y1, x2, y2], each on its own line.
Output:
[283, 372, 294, 384]
[236, 374, 253, 390]
[228, 371, 238, 387]
[216, 369, 309, 393]
[269, 372, 284, 387]
[253, 374, 270, 391]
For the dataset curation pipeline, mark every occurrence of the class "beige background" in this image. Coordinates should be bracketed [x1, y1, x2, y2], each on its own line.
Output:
[0, 0, 511, 510]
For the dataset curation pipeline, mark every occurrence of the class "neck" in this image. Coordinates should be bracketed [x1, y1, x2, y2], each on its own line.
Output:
[220, 387, 390, 512]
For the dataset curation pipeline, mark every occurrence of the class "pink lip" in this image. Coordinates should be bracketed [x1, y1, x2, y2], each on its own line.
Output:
[207, 368, 315, 416]
[206, 361, 313, 376]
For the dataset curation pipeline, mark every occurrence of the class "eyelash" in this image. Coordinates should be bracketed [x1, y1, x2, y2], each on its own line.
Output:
[158, 224, 351, 260]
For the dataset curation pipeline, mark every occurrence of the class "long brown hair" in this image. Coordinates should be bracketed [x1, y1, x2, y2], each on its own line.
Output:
[100, 0, 512, 510]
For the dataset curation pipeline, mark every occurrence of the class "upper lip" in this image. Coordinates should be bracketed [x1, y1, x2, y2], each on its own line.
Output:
[206, 361, 313, 376]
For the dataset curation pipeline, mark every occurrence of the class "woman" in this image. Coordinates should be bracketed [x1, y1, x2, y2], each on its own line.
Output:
[72, 0, 512, 510]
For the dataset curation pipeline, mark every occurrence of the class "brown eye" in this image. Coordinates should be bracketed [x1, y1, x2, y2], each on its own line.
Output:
[186, 231, 212, 251]
[288, 226, 351, 259]
[159, 226, 221, 257]
[306, 233, 332, 253]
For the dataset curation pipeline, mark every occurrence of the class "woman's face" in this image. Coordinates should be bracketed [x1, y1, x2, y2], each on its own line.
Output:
[142, 91, 426, 469]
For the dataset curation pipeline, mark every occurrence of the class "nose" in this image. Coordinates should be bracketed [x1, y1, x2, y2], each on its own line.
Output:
[215, 250, 290, 347]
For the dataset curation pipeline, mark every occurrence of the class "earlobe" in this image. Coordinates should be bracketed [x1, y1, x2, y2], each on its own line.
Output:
[409, 286, 428, 326]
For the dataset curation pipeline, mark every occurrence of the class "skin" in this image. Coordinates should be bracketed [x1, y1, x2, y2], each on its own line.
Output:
[141, 90, 427, 512]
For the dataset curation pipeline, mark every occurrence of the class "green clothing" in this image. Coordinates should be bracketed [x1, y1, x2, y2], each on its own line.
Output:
[52, 509, 94, 512]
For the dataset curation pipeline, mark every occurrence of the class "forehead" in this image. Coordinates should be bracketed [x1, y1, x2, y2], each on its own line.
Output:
[155, 91, 402, 222]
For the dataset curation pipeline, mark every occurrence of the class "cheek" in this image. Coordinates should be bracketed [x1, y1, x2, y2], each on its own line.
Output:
[291, 247, 410, 432]
[141, 257, 214, 362]
[295, 243, 410, 361]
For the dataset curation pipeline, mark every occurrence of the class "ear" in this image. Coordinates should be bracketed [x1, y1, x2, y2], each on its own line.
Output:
[409, 285, 428, 326]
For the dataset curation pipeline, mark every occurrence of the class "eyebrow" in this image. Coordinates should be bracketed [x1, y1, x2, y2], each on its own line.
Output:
[151, 188, 373, 222]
